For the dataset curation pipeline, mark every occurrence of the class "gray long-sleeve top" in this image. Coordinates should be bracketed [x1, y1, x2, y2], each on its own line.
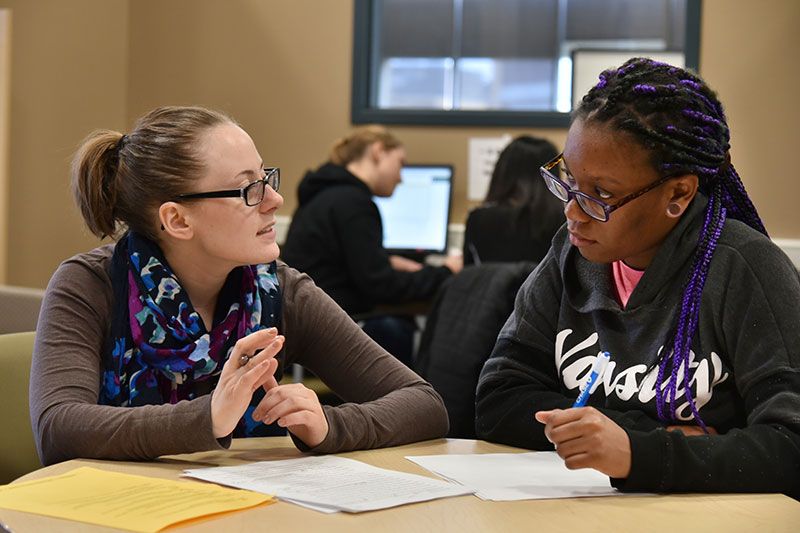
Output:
[30, 245, 448, 465]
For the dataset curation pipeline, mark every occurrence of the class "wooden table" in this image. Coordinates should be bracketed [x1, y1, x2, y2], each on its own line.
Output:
[2, 437, 799, 532]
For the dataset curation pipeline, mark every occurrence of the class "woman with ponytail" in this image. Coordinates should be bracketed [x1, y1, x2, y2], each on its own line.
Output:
[30, 106, 447, 465]
[475, 58, 800, 498]
[282, 126, 462, 365]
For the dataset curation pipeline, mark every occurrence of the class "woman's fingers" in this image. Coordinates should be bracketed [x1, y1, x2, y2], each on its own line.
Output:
[210, 330, 283, 439]
[275, 410, 318, 428]
[244, 335, 285, 367]
[237, 337, 284, 382]
[241, 358, 279, 393]
[225, 337, 283, 396]
[251, 383, 329, 447]
[536, 407, 632, 478]
[547, 408, 604, 444]
[221, 327, 279, 377]
[252, 383, 310, 421]
[534, 410, 554, 424]
[535, 408, 585, 444]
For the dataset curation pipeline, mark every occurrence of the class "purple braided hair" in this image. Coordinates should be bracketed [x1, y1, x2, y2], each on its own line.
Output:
[575, 58, 768, 431]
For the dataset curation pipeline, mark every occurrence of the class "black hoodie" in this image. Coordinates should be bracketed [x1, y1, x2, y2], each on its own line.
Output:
[281, 163, 451, 315]
[476, 195, 800, 498]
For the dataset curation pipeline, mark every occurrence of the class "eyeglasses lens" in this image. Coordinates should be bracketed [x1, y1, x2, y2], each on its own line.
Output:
[245, 180, 266, 206]
[542, 161, 568, 202]
[542, 162, 608, 222]
[266, 169, 280, 193]
[577, 197, 607, 221]
[544, 174, 569, 201]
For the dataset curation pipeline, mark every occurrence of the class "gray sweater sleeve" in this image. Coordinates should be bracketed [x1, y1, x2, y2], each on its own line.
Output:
[29, 248, 448, 465]
[277, 263, 449, 453]
[30, 246, 226, 465]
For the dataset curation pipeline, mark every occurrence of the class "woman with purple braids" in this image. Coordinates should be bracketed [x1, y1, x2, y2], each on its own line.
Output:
[475, 58, 800, 498]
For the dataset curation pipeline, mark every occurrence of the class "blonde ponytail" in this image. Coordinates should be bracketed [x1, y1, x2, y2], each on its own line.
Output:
[329, 125, 402, 166]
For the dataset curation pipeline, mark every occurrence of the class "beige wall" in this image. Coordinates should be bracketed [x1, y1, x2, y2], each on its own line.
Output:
[3, 0, 128, 287]
[0, 9, 10, 283]
[698, 0, 800, 238]
[3, 0, 799, 288]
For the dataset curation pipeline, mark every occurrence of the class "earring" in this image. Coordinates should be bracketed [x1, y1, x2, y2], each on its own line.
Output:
[666, 202, 682, 217]
[161, 224, 165, 231]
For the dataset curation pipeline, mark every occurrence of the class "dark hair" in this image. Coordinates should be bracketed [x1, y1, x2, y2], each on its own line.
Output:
[484, 135, 564, 236]
[70, 105, 236, 240]
[329, 125, 403, 166]
[485, 136, 559, 204]
[575, 57, 767, 431]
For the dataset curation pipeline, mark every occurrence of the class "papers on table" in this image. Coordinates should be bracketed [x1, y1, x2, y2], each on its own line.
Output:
[406, 452, 621, 500]
[184, 455, 473, 513]
[0, 466, 274, 532]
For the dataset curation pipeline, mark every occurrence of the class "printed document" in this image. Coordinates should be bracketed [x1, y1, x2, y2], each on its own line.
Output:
[184, 455, 473, 513]
[406, 452, 621, 500]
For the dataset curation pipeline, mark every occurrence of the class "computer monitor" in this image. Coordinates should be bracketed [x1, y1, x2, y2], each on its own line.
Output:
[374, 164, 453, 257]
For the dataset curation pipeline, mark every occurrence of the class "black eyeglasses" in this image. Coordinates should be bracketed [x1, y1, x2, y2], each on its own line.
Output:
[540, 154, 675, 222]
[175, 167, 280, 207]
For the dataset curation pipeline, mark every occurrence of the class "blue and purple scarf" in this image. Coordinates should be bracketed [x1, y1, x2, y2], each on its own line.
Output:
[100, 231, 283, 437]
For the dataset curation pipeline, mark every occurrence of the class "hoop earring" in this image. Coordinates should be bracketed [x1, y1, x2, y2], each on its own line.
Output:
[666, 202, 682, 218]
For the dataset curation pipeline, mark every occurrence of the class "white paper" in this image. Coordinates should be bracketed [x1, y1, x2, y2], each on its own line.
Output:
[183, 455, 473, 513]
[406, 452, 622, 501]
[467, 135, 512, 201]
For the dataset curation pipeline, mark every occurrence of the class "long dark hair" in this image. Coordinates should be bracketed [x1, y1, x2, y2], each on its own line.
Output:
[485, 136, 558, 204]
[484, 135, 564, 234]
[574, 57, 767, 431]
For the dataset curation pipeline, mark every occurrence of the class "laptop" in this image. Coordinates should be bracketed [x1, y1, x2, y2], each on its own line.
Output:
[374, 164, 453, 261]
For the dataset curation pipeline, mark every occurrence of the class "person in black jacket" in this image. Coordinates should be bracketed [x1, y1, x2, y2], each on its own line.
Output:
[475, 58, 800, 498]
[281, 126, 462, 364]
[463, 136, 565, 266]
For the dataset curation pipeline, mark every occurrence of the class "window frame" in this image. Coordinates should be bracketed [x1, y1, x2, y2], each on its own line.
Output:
[351, 0, 703, 127]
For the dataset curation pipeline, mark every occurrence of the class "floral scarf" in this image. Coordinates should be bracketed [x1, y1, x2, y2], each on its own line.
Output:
[100, 231, 283, 437]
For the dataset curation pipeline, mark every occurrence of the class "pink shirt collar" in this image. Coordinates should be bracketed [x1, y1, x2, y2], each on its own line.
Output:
[612, 260, 645, 308]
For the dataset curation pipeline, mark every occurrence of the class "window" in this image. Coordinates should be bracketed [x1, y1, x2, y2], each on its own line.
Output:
[352, 0, 702, 127]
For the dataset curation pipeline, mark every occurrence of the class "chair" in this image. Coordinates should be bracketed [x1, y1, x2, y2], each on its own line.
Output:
[0, 285, 45, 334]
[415, 262, 536, 438]
[0, 331, 41, 483]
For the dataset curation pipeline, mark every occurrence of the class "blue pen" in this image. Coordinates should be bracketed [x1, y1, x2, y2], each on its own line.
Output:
[573, 351, 610, 408]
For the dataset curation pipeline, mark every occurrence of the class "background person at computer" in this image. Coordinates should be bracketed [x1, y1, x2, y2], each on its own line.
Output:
[474, 58, 800, 498]
[280, 126, 462, 363]
[462, 136, 565, 266]
[29, 106, 449, 465]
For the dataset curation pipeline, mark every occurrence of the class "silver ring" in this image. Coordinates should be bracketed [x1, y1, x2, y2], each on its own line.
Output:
[238, 354, 255, 367]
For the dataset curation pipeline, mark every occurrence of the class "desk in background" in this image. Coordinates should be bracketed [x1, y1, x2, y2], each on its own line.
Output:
[2, 437, 799, 532]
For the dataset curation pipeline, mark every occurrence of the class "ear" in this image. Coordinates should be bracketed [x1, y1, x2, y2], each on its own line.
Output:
[665, 174, 699, 216]
[158, 201, 194, 240]
[368, 140, 385, 163]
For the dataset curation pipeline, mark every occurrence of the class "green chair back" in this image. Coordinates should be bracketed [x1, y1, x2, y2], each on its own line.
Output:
[0, 331, 41, 484]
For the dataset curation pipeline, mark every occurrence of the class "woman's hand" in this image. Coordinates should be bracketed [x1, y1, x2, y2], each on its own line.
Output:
[535, 407, 632, 479]
[210, 328, 284, 439]
[443, 252, 463, 274]
[252, 382, 329, 448]
[389, 254, 423, 272]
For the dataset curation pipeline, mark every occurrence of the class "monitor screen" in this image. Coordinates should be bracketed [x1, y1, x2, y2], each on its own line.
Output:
[374, 164, 453, 255]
